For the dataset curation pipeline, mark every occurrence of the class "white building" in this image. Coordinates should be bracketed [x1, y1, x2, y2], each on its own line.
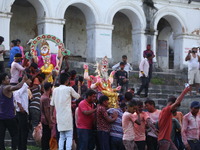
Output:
[0, 0, 200, 70]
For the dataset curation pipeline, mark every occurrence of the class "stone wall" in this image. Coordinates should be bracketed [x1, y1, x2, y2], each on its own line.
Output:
[10, 1, 37, 52]
[112, 12, 132, 64]
[64, 6, 87, 58]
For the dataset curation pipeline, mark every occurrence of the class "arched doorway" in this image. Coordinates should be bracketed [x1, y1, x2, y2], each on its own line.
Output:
[10, 0, 38, 51]
[156, 18, 174, 69]
[63, 6, 87, 61]
[112, 12, 132, 64]
[154, 11, 186, 69]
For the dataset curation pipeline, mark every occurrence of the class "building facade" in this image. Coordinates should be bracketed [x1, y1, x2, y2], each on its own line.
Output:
[0, 0, 200, 69]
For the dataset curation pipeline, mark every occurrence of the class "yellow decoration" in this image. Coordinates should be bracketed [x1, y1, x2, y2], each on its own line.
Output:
[101, 90, 118, 108]
[41, 64, 54, 82]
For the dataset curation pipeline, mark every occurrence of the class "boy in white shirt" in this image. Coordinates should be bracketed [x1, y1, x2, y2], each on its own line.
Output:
[50, 72, 80, 150]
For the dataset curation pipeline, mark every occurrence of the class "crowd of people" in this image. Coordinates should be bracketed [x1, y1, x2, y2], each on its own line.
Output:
[0, 36, 200, 150]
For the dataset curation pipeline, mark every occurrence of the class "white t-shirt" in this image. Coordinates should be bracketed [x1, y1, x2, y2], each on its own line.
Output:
[50, 85, 80, 132]
[10, 62, 25, 83]
[188, 53, 199, 71]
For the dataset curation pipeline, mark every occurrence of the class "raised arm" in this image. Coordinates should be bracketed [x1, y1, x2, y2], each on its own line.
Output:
[84, 64, 90, 81]
[185, 51, 191, 61]
[4, 75, 27, 92]
[171, 86, 190, 112]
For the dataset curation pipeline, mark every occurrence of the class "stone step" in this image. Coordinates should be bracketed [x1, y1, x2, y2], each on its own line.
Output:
[4, 140, 37, 147]
[4, 131, 37, 147]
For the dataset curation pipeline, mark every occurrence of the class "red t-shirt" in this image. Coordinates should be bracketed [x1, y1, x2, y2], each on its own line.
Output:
[77, 99, 94, 129]
[158, 106, 172, 141]
[97, 105, 110, 132]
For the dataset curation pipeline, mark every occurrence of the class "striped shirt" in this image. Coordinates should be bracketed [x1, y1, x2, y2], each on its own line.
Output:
[29, 85, 41, 110]
[107, 108, 124, 138]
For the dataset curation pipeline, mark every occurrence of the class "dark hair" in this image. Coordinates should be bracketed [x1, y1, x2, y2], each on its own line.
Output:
[24, 68, 31, 74]
[14, 53, 22, 58]
[99, 95, 109, 105]
[85, 89, 96, 98]
[145, 99, 155, 107]
[44, 82, 52, 91]
[120, 102, 127, 109]
[147, 44, 151, 46]
[18, 77, 23, 83]
[128, 100, 137, 107]
[168, 96, 177, 104]
[0, 36, 4, 43]
[76, 97, 84, 107]
[26, 74, 32, 80]
[146, 53, 152, 58]
[38, 73, 45, 80]
[60, 72, 70, 84]
[122, 55, 127, 58]
[16, 39, 21, 43]
[0, 73, 8, 84]
[30, 62, 38, 69]
[136, 100, 143, 106]
[130, 88, 135, 91]
[120, 62, 125, 65]
[78, 76, 84, 82]
[125, 92, 133, 101]
[11, 40, 17, 46]
[71, 70, 76, 77]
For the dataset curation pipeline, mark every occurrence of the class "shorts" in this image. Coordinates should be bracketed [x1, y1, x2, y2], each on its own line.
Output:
[188, 69, 200, 84]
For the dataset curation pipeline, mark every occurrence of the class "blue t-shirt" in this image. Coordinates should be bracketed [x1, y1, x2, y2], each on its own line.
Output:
[107, 108, 124, 138]
[9, 46, 21, 67]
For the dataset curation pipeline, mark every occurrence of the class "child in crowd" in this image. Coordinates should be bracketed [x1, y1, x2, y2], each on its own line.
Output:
[115, 62, 128, 95]
[122, 100, 141, 150]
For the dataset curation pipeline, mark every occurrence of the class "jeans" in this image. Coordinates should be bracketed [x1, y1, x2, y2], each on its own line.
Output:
[136, 77, 149, 97]
[42, 124, 51, 150]
[77, 128, 95, 150]
[59, 130, 73, 150]
[120, 84, 127, 96]
[0, 61, 5, 73]
[188, 140, 200, 150]
[135, 141, 146, 150]
[29, 108, 41, 134]
[0, 118, 18, 150]
[148, 64, 152, 83]
[158, 139, 177, 150]
[146, 136, 158, 150]
[97, 131, 110, 150]
[16, 112, 29, 150]
[110, 136, 125, 150]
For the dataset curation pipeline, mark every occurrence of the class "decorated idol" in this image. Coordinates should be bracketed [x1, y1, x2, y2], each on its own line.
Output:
[84, 56, 121, 108]
[37, 40, 59, 82]
[30, 34, 70, 83]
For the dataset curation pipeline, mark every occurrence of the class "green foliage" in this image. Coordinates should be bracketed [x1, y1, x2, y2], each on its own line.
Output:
[151, 77, 165, 85]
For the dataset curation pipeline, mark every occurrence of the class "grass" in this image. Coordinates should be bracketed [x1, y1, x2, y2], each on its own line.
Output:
[151, 77, 165, 85]
[6, 145, 41, 150]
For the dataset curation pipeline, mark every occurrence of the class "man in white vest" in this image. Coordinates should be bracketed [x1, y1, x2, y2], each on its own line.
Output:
[185, 45, 200, 95]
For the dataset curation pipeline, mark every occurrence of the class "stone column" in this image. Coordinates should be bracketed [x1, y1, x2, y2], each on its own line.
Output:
[132, 29, 146, 66]
[37, 18, 65, 53]
[0, 12, 12, 50]
[86, 24, 114, 62]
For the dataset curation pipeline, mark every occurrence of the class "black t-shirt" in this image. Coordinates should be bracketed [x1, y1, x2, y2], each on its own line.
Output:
[72, 84, 88, 96]
[115, 70, 128, 86]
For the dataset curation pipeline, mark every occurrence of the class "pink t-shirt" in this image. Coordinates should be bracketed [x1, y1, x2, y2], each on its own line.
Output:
[10, 62, 25, 83]
[146, 109, 161, 137]
[134, 111, 149, 141]
[122, 112, 137, 141]
[77, 99, 94, 129]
